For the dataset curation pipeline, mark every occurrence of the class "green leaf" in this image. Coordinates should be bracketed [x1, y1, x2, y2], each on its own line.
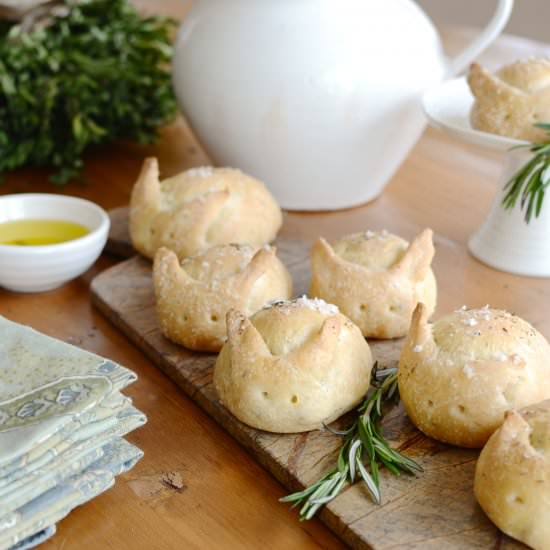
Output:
[356, 457, 381, 504]
[281, 367, 421, 520]
[0, 0, 177, 184]
[502, 124, 550, 223]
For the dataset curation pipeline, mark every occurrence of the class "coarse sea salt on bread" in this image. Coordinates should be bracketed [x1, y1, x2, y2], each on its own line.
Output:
[399, 304, 550, 448]
[214, 297, 373, 433]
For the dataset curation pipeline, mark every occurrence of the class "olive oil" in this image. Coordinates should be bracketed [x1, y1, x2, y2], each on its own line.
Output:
[0, 219, 89, 246]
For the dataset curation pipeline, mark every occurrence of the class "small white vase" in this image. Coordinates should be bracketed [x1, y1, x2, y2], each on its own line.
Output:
[469, 149, 550, 277]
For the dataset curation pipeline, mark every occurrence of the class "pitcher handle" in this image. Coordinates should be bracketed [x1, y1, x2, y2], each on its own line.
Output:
[446, 0, 514, 77]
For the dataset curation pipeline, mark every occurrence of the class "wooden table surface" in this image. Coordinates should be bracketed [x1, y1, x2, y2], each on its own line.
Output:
[2, 5, 550, 548]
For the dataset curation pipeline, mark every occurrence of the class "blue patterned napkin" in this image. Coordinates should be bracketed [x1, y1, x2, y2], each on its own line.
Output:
[1, 438, 143, 550]
[0, 316, 146, 549]
[0, 316, 137, 468]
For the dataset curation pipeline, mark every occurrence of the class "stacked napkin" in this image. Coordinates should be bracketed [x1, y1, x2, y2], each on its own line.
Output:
[0, 316, 146, 550]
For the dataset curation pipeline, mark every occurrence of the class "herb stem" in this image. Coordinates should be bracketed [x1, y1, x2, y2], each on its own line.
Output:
[502, 123, 550, 223]
[280, 364, 422, 520]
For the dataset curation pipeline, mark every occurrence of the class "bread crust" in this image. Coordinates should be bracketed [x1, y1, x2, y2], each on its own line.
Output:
[468, 59, 550, 143]
[399, 304, 550, 448]
[475, 399, 550, 550]
[129, 158, 282, 259]
[309, 229, 436, 339]
[153, 244, 292, 352]
[213, 299, 373, 433]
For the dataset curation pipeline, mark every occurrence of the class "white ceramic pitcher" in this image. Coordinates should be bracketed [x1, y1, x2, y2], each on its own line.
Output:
[173, 0, 514, 210]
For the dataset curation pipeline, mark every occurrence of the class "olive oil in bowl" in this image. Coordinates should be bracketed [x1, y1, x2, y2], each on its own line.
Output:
[0, 219, 89, 246]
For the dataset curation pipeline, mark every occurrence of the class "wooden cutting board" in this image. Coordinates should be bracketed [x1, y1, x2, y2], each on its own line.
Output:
[92, 211, 523, 549]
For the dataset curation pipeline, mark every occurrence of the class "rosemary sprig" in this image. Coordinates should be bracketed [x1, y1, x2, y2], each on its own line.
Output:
[502, 123, 550, 223]
[280, 364, 422, 520]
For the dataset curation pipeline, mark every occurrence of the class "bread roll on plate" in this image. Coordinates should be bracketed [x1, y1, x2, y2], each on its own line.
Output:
[399, 304, 550, 448]
[475, 399, 550, 550]
[130, 158, 282, 259]
[153, 244, 292, 352]
[468, 59, 550, 143]
[310, 229, 436, 339]
[214, 297, 373, 433]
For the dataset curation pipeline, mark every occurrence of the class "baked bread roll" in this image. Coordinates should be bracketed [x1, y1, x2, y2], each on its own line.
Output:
[310, 229, 436, 339]
[468, 59, 550, 143]
[153, 244, 292, 352]
[214, 297, 373, 433]
[130, 158, 283, 259]
[475, 399, 550, 550]
[399, 304, 550, 448]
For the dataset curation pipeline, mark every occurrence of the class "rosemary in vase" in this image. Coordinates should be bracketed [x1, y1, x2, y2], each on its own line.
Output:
[502, 123, 550, 223]
[280, 364, 422, 520]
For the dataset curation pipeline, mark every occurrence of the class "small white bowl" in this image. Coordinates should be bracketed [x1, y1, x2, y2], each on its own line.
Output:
[0, 194, 110, 292]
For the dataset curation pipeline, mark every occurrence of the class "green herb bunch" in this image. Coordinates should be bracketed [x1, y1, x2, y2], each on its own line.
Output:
[502, 123, 550, 223]
[280, 365, 422, 520]
[0, 0, 177, 184]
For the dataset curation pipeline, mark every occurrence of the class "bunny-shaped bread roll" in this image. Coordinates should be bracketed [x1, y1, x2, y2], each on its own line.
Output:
[475, 399, 550, 550]
[214, 298, 373, 433]
[153, 244, 292, 352]
[130, 158, 282, 259]
[399, 304, 550, 448]
[468, 59, 550, 143]
[310, 229, 436, 339]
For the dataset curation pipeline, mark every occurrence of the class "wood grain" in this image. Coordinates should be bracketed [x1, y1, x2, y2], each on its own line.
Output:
[91, 239, 525, 549]
[1, 4, 548, 545]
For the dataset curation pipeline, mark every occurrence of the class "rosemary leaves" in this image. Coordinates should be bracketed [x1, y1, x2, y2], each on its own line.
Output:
[502, 123, 550, 223]
[280, 365, 422, 520]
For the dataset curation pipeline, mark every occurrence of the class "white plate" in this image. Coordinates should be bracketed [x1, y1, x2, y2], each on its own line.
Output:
[422, 77, 527, 152]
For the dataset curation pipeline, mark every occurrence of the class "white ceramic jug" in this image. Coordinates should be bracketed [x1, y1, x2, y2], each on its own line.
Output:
[173, 0, 513, 210]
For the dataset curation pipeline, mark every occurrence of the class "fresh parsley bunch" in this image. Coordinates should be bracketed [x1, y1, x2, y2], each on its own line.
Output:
[0, 0, 177, 184]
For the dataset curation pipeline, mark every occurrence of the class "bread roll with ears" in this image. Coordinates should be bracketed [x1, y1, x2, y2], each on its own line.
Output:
[214, 298, 374, 433]
[130, 157, 282, 260]
[153, 243, 292, 352]
[399, 303, 550, 448]
[310, 228, 436, 338]
[475, 399, 550, 550]
[468, 59, 550, 143]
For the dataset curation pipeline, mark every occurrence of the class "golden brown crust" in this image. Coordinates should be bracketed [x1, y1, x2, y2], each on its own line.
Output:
[213, 298, 373, 433]
[129, 158, 283, 259]
[475, 399, 550, 550]
[468, 59, 550, 143]
[309, 229, 437, 339]
[399, 305, 550, 448]
[153, 244, 292, 352]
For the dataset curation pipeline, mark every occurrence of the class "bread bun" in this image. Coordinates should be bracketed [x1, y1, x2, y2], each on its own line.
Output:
[214, 298, 373, 433]
[310, 229, 436, 339]
[129, 158, 282, 259]
[153, 244, 292, 352]
[475, 399, 550, 550]
[399, 304, 550, 448]
[468, 59, 550, 143]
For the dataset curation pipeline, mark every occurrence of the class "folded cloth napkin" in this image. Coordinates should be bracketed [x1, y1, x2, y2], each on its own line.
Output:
[0, 316, 137, 468]
[7, 526, 55, 550]
[0, 316, 147, 549]
[0, 402, 145, 516]
[1, 438, 143, 550]
[0, 392, 131, 486]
